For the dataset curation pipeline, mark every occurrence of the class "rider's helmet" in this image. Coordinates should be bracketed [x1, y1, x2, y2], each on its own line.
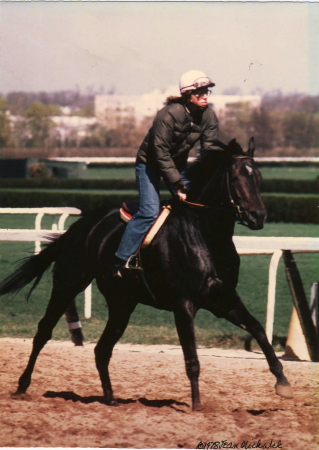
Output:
[179, 70, 215, 95]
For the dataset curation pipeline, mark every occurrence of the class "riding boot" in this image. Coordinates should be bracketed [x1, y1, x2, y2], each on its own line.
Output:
[112, 255, 143, 277]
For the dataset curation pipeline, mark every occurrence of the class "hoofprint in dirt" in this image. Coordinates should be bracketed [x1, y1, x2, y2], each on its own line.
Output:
[0, 339, 318, 449]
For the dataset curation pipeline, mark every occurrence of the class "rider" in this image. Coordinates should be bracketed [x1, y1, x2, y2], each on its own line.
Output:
[113, 70, 220, 276]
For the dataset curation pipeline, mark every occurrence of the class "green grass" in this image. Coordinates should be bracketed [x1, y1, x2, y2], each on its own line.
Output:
[87, 167, 135, 179]
[259, 166, 319, 180]
[85, 165, 319, 181]
[0, 219, 318, 351]
[0, 214, 79, 230]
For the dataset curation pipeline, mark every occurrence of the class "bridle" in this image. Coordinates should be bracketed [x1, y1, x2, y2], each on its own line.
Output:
[181, 155, 254, 226]
[225, 155, 254, 224]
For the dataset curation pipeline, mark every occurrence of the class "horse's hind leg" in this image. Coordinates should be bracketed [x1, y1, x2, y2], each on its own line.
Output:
[220, 291, 293, 399]
[16, 283, 87, 394]
[65, 299, 84, 346]
[94, 298, 136, 406]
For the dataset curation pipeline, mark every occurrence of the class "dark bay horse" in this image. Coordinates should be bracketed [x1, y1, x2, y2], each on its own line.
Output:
[0, 138, 293, 410]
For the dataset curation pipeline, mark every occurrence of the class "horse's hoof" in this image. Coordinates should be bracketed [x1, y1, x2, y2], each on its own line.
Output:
[14, 387, 26, 395]
[192, 403, 203, 412]
[106, 398, 119, 407]
[72, 339, 84, 347]
[275, 383, 293, 399]
[71, 329, 84, 346]
[10, 390, 31, 400]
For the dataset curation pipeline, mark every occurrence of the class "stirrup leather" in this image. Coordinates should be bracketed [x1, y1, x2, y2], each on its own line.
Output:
[119, 204, 172, 249]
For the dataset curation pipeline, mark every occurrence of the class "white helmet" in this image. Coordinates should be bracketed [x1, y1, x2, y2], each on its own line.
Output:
[179, 70, 215, 95]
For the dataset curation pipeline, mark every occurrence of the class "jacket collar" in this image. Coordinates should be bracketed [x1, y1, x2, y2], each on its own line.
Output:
[184, 103, 207, 116]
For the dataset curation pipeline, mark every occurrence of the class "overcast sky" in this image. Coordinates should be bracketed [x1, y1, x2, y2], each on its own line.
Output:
[1, 2, 318, 96]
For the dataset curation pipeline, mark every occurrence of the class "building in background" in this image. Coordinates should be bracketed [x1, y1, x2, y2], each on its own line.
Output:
[9, 114, 97, 146]
[51, 116, 97, 144]
[95, 87, 261, 127]
[210, 95, 261, 117]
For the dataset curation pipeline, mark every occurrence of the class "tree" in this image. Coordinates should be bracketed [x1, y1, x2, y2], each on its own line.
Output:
[73, 103, 94, 117]
[0, 96, 13, 147]
[12, 118, 30, 148]
[47, 104, 62, 116]
[282, 111, 316, 149]
[25, 102, 54, 147]
[250, 106, 272, 150]
[268, 110, 285, 148]
[219, 102, 253, 146]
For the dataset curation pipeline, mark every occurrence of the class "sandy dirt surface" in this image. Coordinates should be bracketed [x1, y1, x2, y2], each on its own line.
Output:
[0, 338, 318, 449]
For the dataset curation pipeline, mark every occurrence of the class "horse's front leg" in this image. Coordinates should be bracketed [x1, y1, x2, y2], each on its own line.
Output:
[94, 290, 136, 406]
[174, 301, 201, 411]
[222, 290, 293, 399]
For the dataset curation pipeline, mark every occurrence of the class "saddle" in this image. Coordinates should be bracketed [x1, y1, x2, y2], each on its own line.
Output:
[119, 200, 172, 249]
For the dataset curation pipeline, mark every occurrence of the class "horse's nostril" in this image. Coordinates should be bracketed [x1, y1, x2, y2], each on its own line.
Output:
[248, 211, 260, 222]
[247, 209, 267, 230]
[249, 209, 267, 221]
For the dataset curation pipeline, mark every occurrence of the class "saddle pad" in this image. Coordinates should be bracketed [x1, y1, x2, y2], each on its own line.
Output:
[120, 208, 132, 223]
[119, 205, 172, 248]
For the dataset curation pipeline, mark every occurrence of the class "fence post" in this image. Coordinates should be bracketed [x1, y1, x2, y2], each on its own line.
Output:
[84, 284, 92, 319]
[265, 250, 282, 344]
[310, 282, 319, 340]
[282, 250, 319, 362]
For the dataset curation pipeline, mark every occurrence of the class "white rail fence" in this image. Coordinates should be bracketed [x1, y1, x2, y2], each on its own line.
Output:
[234, 236, 319, 343]
[0, 207, 81, 253]
[0, 207, 92, 319]
[1, 208, 319, 344]
[48, 156, 319, 164]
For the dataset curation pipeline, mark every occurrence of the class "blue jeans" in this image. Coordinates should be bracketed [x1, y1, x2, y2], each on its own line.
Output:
[116, 160, 189, 261]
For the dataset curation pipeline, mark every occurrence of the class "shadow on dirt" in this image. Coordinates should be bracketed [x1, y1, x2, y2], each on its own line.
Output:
[44, 391, 190, 411]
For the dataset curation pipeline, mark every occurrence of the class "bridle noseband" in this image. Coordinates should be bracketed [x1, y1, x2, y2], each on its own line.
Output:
[182, 155, 254, 226]
[225, 155, 254, 225]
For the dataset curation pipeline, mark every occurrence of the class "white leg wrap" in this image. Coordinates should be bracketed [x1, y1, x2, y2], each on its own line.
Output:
[67, 321, 82, 330]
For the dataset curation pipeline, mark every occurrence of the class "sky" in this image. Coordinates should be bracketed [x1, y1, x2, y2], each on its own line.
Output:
[0, 2, 318, 96]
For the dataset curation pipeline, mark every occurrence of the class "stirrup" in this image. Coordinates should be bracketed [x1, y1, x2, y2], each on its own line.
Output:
[112, 254, 142, 277]
[125, 254, 143, 271]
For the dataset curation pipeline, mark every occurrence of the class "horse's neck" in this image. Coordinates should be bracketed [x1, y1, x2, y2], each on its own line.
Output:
[194, 163, 226, 207]
[176, 202, 235, 249]
[198, 207, 235, 240]
[187, 154, 223, 202]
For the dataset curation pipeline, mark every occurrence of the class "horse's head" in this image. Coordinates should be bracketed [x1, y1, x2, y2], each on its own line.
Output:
[187, 137, 267, 229]
[225, 137, 267, 230]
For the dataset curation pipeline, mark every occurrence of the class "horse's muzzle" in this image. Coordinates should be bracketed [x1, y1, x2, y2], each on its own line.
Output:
[246, 209, 267, 230]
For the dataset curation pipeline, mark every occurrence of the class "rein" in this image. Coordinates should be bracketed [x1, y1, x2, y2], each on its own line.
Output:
[226, 156, 254, 226]
[182, 155, 254, 226]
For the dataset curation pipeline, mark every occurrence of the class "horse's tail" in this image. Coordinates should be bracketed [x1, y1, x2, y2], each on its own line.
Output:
[0, 233, 65, 300]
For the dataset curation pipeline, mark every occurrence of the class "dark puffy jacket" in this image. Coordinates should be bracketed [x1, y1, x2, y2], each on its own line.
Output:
[137, 101, 219, 185]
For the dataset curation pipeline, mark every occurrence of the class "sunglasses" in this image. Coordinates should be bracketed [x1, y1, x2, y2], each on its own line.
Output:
[193, 88, 212, 98]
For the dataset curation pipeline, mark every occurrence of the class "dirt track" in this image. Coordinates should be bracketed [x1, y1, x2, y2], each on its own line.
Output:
[0, 338, 318, 449]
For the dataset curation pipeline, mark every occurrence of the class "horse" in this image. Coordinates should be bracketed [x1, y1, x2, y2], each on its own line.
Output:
[0, 137, 293, 411]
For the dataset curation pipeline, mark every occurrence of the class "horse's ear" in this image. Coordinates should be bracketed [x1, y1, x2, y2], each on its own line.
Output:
[228, 138, 243, 155]
[248, 137, 255, 156]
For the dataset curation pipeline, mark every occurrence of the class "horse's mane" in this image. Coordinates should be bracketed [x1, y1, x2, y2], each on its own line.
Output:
[186, 139, 247, 201]
[186, 151, 225, 200]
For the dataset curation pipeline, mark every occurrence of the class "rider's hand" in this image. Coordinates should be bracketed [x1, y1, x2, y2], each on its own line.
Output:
[177, 190, 187, 201]
[173, 180, 187, 201]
